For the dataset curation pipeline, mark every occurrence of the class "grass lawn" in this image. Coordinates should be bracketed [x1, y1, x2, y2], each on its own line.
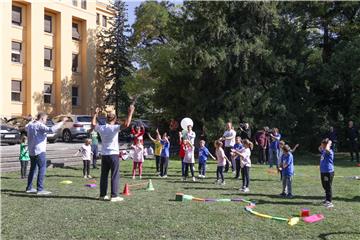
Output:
[1, 152, 360, 240]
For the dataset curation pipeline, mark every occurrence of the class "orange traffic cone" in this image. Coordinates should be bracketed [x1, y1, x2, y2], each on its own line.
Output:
[122, 183, 131, 196]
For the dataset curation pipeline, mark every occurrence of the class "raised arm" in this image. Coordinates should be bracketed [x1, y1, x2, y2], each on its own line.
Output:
[40, 117, 67, 133]
[91, 107, 100, 129]
[123, 104, 135, 128]
[291, 144, 300, 153]
[147, 133, 155, 142]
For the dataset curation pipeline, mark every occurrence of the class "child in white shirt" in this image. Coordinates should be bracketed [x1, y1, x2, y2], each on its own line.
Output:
[233, 139, 253, 192]
[75, 139, 93, 178]
[183, 140, 196, 182]
[132, 141, 145, 179]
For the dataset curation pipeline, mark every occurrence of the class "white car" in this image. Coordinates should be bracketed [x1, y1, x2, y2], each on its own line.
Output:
[52, 115, 92, 142]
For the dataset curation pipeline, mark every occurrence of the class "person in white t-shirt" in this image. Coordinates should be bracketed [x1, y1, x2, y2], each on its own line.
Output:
[131, 140, 144, 180]
[182, 140, 196, 182]
[232, 139, 253, 193]
[219, 122, 236, 173]
[75, 138, 93, 179]
[91, 105, 135, 202]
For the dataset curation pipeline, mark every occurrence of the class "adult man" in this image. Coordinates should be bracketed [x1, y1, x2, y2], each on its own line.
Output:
[255, 127, 268, 164]
[220, 122, 236, 173]
[25, 112, 67, 195]
[239, 123, 251, 140]
[91, 105, 135, 202]
[346, 121, 359, 162]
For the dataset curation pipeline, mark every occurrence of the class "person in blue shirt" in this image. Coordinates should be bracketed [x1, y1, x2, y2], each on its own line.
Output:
[319, 138, 335, 208]
[198, 140, 215, 178]
[231, 136, 244, 179]
[269, 128, 281, 168]
[279, 145, 294, 198]
[159, 132, 170, 178]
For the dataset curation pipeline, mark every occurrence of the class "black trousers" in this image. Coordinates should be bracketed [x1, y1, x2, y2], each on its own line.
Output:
[349, 140, 359, 162]
[83, 160, 90, 176]
[20, 161, 29, 178]
[235, 159, 241, 178]
[100, 155, 120, 197]
[321, 172, 334, 202]
[184, 163, 194, 177]
[160, 156, 169, 177]
[224, 147, 233, 172]
[216, 166, 224, 182]
[258, 146, 266, 164]
[241, 166, 250, 188]
[155, 156, 161, 172]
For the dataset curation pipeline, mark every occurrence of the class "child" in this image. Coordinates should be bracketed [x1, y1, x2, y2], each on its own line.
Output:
[148, 129, 162, 174]
[233, 139, 253, 192]
[131, 125, 145, 145]
[182, 140, 196, 181]
[279, 145, 294, 198]
[231, 136, 244, 179]
[159, 132, 170, 178]
[214, 140, 230, 185]
[90, 129, 99, 169]
[318, 138, 335, 208]
[19, 136, 30, 179]
[269, 128, 281, 168]
[179, 132, 186, 178]
[198, 140, 215, 178]
[75, 139, 93, 179]
[131, 140, 144, 180]
[278, 141, 299, 180]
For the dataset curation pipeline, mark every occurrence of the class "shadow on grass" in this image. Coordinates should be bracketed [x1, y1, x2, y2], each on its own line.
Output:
[183, 187, 229, 191]
[318, 232, 360, 240]
[6, 192, 99, 201]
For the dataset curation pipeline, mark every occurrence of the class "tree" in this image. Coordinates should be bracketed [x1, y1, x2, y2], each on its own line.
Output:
[97, 0, 133, 114]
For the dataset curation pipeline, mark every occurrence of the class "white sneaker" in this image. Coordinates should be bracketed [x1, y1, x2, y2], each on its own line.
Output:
[198, 174, 202, 178]
[239, 186, 245, 191]
[37, 190, 52, 195]
[25, 188, 37, 193]
[192, 177, 196, 182]
[324, 201, 334, 208]
[87, 175, 92, 179]
[220, 181, 226, 186]
[139, 176, 142, 180]
[202, 175, 206, 179]
[163, 175, 168, 178]
[243, 188, 250, 193]
[110, 196, 124, 202]
[132, 176, 135, 180]
[99, 196, 110, 201]
[83, 176, 87, 179]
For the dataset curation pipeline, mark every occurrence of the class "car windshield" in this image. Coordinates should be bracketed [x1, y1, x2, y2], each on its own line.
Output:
[76, 116, 92, 123]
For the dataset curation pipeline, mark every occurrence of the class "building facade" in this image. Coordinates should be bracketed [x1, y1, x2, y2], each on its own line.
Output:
[0, 0, 114, 118]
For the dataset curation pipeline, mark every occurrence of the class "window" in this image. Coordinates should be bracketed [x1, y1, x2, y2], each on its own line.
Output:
[11, 41, 22, 63]
[72, 0, 78, 6]
[72, 53, 79, 72]
[96, 13, 100, 25]
[81, 0, 87, 9]
[11, 80, 22, 102]
[102, 15, 107, 27]
[12, 6, 22, 26]
[44, 15, 52, 33]
[44, 84, 52, 104]
[72, 23, 80, 40]
[44, 48, 53, 68]
[72, 86, 79, 106]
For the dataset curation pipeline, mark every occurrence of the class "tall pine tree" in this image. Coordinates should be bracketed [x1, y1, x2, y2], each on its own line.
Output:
[97, 0, 133, 114]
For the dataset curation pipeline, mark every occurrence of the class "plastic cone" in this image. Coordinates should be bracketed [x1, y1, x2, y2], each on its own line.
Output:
[122, 183, 131, 196]
[146, 179, 155, 191]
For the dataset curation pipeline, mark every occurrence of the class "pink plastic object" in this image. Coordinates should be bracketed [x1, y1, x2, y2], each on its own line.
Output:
[303, 214, 324, 223]
[85, 184, 97, 188]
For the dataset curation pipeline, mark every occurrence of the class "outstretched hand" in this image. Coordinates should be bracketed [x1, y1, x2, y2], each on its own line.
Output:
[128, 104, 135, 114]
[95, 107, 100, 114]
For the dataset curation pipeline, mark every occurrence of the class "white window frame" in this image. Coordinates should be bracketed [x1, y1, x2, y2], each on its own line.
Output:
[44, 83, 52, 104]
[11, 80, 22, 102]
[72, 85, 80, 106]
[44, 47, 53, 69]
[11, 41, 22, 64]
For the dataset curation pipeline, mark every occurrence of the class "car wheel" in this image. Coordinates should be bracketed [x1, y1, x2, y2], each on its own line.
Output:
[62, 130, 72, 143]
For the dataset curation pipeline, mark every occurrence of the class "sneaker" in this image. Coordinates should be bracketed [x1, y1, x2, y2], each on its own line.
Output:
[323, 201, 334, 208]
[239, 186, 245, 191]
[192, 177, 196, 182]
[163, 175, 168, 178]
[220, 181, 226, 186]
[139, 176, 142, 180]
[110, 196, 124, 202]
[25, 188, 37, 193]
[87, 175, 92, 179]
[214, 180, 220, 184]
[198, 174, 203, 178]
[158, 174, 162, 178]
[132, 176, 135, 180]
[37, 190, 52, 195]
[232, 171, 236, 175]
[202, 175, 206, 179]
[286, 194, 293, 199]
[83, 175, 88, 179]
[99, 196, 110, 201]
[243, 188, 250, 193]
[279, 192, 286, 197]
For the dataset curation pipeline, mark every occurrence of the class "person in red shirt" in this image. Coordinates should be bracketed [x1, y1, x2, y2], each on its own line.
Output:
[179, 132, 186, 178]
[255, 127, 268, 164]
[131, 125, 145, 145]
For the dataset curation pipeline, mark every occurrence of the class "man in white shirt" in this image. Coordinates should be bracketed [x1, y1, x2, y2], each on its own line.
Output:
[25, 112, 67, 195]
[91, 105, 135, 202]
[220, 122, 236, 173]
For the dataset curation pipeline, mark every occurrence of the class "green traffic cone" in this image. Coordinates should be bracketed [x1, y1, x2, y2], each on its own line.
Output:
[146, 179, 155, 191]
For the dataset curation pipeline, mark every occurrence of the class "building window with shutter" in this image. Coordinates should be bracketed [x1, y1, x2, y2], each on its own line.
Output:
[72, 86, 79, 106]
[72, 23, 80, 40]
[11, 41, 22, 63]
[11, 80, 22, 102]
[81, 0, 87, 9]
[72, 53, 79, 72]
[44, 84, 52, 104]
[12, 6, 22, 26]
[96, 13, 100, 25]
[44, 48, 53, 68]
[102, 15, 107, 27]
[44, 15, 52, 33]
[72, 0, 78, 7]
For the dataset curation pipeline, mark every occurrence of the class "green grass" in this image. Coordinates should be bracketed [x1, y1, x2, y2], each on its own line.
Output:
[1, 153, 360, 240]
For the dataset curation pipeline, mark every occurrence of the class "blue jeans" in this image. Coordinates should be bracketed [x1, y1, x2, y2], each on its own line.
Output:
[282, 175, 293, 195]
[269, 148, 279, 168]
[26, 152, 47, 191]
[198, 162, 206, 176]
[91, 144, 98, 168]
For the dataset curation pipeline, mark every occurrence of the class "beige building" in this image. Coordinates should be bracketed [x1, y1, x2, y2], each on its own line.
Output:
[0, 0, 114, 118]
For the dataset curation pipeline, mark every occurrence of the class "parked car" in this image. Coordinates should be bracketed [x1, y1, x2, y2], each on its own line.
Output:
[6, 117, 31, 137]
[52, 115, 92, 142]
[46, 119, 61, 143]
[0, 124, 21, 145]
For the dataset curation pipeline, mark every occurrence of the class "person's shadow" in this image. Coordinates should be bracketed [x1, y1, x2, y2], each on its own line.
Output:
[318, 231, 360, 240]
[1, 189, 98, 201]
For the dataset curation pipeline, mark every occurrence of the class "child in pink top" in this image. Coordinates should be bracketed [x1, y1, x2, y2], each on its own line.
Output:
[214, 140, 230, 185]
[132, 140, 144, 179]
